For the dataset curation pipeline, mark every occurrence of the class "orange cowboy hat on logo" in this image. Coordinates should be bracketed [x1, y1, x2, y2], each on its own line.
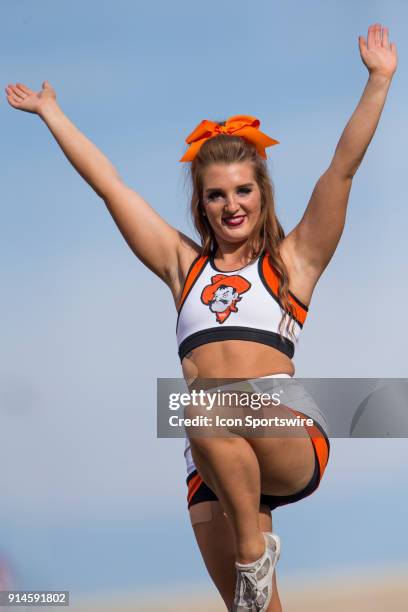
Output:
[201, 274, 251, 304]
[179, 115, 279, 162]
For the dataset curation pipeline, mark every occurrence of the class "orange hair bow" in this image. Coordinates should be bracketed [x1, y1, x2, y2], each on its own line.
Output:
[179, 114, 279, 162]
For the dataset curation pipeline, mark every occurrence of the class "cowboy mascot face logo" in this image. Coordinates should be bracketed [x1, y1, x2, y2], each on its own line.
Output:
[201, 274, 251, 323]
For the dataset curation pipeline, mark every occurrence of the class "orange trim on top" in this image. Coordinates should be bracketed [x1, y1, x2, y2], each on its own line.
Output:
[261, 254, 308, 325]
[178, 255, 208, 312]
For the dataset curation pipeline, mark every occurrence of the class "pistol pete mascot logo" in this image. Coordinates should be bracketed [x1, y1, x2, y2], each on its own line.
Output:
[201, 274, 251, 323]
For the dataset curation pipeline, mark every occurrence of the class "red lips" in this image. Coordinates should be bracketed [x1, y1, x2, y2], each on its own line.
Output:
[223, 215, 246, 226]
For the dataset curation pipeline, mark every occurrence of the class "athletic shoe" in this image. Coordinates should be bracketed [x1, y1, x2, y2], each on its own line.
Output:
[232, 532, 281, 611]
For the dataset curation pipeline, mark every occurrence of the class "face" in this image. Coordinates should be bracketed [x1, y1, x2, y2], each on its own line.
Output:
[210, 285, 238, 312]
[201, 161, 262, 246]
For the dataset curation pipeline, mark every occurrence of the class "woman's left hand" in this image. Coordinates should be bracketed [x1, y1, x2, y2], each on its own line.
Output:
[359, 23, 398, 79]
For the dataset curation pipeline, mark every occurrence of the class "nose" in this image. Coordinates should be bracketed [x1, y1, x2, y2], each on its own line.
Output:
[223, 194, 240, 213]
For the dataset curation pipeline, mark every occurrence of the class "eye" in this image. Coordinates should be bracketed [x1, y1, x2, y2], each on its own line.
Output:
[207, 187, 252, 201]
[207, 191, 222, 201]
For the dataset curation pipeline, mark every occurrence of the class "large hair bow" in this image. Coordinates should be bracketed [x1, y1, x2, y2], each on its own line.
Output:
[179, 114, 279, 162]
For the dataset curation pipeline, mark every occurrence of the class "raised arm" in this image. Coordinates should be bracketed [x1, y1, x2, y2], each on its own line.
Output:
[5, 80, 192, 286]
[283, 23, 398, 282]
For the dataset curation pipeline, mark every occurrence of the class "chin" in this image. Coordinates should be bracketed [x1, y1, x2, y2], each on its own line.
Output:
[221, 231, 254, 244]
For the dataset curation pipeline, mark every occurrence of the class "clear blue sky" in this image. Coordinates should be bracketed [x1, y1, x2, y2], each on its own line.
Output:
[1, 0, 407, 600]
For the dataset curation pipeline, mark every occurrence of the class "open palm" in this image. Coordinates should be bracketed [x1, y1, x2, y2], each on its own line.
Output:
[5, 81, 56, 114]
[359, 23, 398, 78]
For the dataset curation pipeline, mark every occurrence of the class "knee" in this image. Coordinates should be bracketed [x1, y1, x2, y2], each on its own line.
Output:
[188, 434, 216, 457]
[189, 434, 239, 456]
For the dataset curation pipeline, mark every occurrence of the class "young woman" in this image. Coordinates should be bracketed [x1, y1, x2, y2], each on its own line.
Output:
[6, 23, 397, 612]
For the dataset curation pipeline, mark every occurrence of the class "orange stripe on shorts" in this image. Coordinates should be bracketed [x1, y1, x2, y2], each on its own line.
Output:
[187, 473, 203, 505]
[287, 409, 329, 481]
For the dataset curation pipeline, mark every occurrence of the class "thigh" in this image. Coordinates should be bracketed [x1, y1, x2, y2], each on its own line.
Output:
[204, 384, 321, 497]
[243, 377, 330, 496]
[247, 432, 317, 496]
[190, 501, 282, 611]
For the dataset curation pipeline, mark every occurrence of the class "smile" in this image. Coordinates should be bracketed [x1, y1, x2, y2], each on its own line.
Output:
[222, 215, 246, 227]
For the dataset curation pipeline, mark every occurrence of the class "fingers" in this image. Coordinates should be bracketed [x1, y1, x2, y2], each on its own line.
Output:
[358, 36, 366, 54]
[16, 82, 32, 95]
[373, 23, 382, 46]
[6, 84, 26, 102]
[5, 85, 22, 105]
[15, 84, 29, 99]
[5, 92, 21, 107]
[382, 26, 390, 49]
[367, 24, 381, 49]
[367, 24, 375, 50]
[366, 23, 391, 50]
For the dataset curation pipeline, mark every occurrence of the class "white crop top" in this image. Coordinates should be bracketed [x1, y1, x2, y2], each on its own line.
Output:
[176, 247, 309, 363]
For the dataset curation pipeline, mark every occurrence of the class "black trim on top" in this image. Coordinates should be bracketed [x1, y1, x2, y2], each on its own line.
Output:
[209, 245, 261, 274]
[178, 326, 295, 362]
[288, 290, 309, 312]
[258, 253, 305, 328]
[176, 253, 209, 332]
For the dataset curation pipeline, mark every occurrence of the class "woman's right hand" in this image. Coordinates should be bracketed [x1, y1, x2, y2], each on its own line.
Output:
[5, 80, 57, 115]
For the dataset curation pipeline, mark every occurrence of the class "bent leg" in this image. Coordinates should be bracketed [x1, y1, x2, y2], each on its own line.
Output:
[190, 501, 283, 612]
[248, 435, 316, 496]
[189, 436, 266, 564]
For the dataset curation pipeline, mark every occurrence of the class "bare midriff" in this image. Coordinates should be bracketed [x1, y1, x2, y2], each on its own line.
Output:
[181, 339, 295, 387]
